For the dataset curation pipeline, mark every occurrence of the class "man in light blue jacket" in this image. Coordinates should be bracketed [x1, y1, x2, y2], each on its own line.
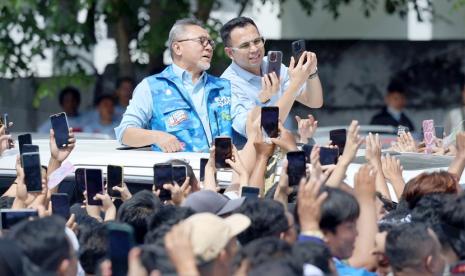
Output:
[115, 18, 232, 153]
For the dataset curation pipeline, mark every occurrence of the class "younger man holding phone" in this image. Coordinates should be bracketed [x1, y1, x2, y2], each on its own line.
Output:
[220, 17, 324, 137]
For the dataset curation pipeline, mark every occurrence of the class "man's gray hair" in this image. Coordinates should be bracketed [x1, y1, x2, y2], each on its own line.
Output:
[168, 18, 205, 57]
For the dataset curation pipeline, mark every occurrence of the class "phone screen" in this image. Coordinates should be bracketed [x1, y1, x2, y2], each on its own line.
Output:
[302, 144, 313, 163]
[0, 209, 38, 230]
[215, 137, 232, 169]
[85, 169, 103, 206]
[435, 126, 445, 139]
[153, 163, 173, 201]
[3, 113, 9, 134]
[107, 223, 134, 276]
[50, 112, 69, 149]
[266, 51, 282, 77]
[291, 40, 306, 61]
[319, 147, 339, 165]
[51, 193, 70, 219]
[107, 165, 123, 198]
[22, 144, 39, 155]
[241, 186, 260, 199]
[126, 182, 153, 195]
[18, 134, 32, 155]
[261, 107, 279, 138]
[329, 129, 346, 155]
[172, 165, 187, 185]
[287, 151, 306, 186]
[199, 158, 209, 182]
[75, 168, 86, 195]
[22, 153, 42, 192]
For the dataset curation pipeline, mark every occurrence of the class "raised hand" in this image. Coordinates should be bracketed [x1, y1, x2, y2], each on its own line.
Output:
[296, 114, 317, 144]
[50, 128, 76, 162]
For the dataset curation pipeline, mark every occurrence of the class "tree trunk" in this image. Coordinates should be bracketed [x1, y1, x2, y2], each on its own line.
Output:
[195, 0, 215, 23]
[114, 17, 133, 77]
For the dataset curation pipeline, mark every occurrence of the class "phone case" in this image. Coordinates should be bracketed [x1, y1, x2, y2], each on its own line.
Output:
[422, 119, 435, 154]
[292, 40, 306, 61]
[266, 51, 282, 77]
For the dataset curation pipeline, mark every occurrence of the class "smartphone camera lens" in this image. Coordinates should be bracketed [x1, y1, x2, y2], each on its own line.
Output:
[270, 52, 276, 61]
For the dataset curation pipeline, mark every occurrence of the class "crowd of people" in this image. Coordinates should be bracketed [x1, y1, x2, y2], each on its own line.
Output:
[0, 15, 465, 276]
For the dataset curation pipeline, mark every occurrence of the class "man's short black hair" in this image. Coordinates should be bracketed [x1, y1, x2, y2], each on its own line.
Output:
[7, 216, 71, 272]
[78, 223, 107, 274]
[59, 86, 81, 106]
[235, 199, 289, 245]
[441, 194, 465, 259]
[116, 76, 134, 89]
[139, 244, 176, 274]
[117, 190, 161, 244]
[292, 242, 333, 274]
[147, 205, 194, 232]
[319, 187, 360, 233]
[387, 80, 406, 95]
[95, 94, 115, 106]
[220, 16, 258, 47]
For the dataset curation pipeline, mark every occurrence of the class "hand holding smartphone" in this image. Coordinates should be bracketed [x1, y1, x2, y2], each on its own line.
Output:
[286, 151, 306, 186]
[18, 134, 32, 155]
[50, 112, 70, 149]
[153, 163, 173, 201]
[261, 106, 279, 138]
[107, 165, 123, 198]
[329, 129, 347, 155]
[85, 169, 104, 206]
[51, 193, 70, 219]
[22, 152, 42, 192]
[172, 165, 187, 185]
[214, 137, 232, 169]
[291, 40, 306, 62]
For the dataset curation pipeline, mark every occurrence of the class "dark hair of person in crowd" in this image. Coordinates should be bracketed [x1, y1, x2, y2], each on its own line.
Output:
[220, 16, 258, 47]
[235, 199, 289, 245]
[440, 194, 465, 260]
[116, 76, 134, 89]
[386, 79, 406, 95]
[147, 205, 195, 232]
[144, 224, 173, 245]
[248, 259, 302, 276]
[292, 242, 334, 274]
[6, 216, 75, 274]
[59, 86, 81, 107]
[401, 171, 458, 209]
[166, 159, 198, 187]
[318, 186, 360, 233]
[117, 190, 161, 244]
[94, 94, 115, 107]
[139, 243, 176, 275]
[264, 182, 298, 204]
[0, 238, 24, 276]
[78, 222, 107, 275]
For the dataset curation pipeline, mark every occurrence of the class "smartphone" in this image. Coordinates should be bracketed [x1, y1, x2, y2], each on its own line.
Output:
[319, 147, 339, 165]
[3, 113, 10, 134]
[51, 193, 70, 219]
[0, 209, 38, 230]
[215, 137, 232, 169]
[18, 134, 32, 155]
[302, 144, 312, 163]
[85, 169, 104, 206]
[107, 165, 123, 198]
[153, 163, 173, 201]
[241, 186, 260, 199]
[126, 182, 153, 195]
[22, 152, 42, 192]
[75, 168, 86, 195]
[287, 151, 307, 186]
[106, 223, 135, 276]
[435, 126, 445, 139]
[261, 106, 279, 138]
[172, 165, 187, 185]
[291, 40, 306, 61]
[329, 129, 346, 155]
[199, 158, 209, 182]
[266, 51, 282, 77]
[50, 112, 70, 149]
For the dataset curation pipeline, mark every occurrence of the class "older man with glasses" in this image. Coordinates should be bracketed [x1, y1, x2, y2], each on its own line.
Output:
[220, 17, 323, 138]
[115, 18, 232, 152]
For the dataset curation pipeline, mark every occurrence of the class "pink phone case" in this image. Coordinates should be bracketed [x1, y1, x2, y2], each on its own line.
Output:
[422, 119, 435, 154]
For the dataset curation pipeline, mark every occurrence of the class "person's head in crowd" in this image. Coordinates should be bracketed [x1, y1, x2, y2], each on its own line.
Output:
[168, 18, 214, 73]
[386, 223, 446, 276]
[115, 77, 134, 107]
[440, 194, 465, 262]
[0, 238, 24, 276]
[248, 259, 303, 276]
[182, 213, 250, 276]
[59, 86, 81, 116]
[232, 237, 295, 276]
[166, 159, 198, 187]
[220, 17, 264, 75]
[139, 244, 176, 275]
[144, 205, 194, 244]
[293, 242, 336, 275]
[182, 190, 245, 216]
[95, 95, 115, 124]
[385, 80, 407, 112]
[401, 171, 458, 209]
[78, 222, 107, 276]
[318, 187, 360, 260]
[7, 216, 78, 276]
[235, 199, 290, 245]
[372, 231, 391, 276]
[117, 190, 161, 244]
[284, 211, 297, 244]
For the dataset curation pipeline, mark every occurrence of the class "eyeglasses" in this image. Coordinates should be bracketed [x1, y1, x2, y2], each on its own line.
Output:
[230, 37, 265, 51]
[176, 36, 216, 49]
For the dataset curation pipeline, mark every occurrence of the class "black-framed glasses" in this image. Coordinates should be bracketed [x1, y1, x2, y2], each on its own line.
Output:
[231, 37, 265, 51]
[176, 36, 216, 49]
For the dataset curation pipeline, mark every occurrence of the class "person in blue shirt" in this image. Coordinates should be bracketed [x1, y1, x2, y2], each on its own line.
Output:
[219, 17, 323, 138]
[115, 18, 232, 152]
[83, 95, 120, 138]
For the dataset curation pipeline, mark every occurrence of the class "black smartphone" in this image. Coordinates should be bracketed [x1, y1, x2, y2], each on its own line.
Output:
[302, 144, 313, 163]
[106, 223, 135, 276]
[241, 186, 260, 199]
[51, 193, 70, 219]
[18, 134, 32, 155]
[107, 165, 123, 198]
[329, 129, 346, 155]
[287, 151, 307, 186]
[172, 165, 187, 185]
[291, 40, 306, 61]
[22, 152, 42, 192]
[3, 113, 10, 134]
[319, 147, 339, 165]
[435, 126, 445, 139]
[215, 137, 232, 169]
[199, 158, 209, 182]
[126, 182, 153, 195]
[153, 163, 173, 201]
[85, 169, 103, 206]
[50, 112, 70, 149]
[22, 144, 39, 154]
[0, 209, 38, 230]
[261, 106, 279, 138]
[75, 168, 86, 195]
[266, 51, 282, 77]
